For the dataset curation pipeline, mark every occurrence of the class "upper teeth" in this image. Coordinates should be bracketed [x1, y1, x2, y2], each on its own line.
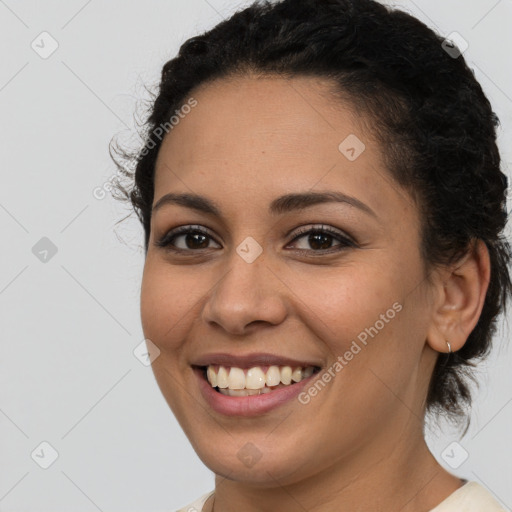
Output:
[206, 365, 315, 389]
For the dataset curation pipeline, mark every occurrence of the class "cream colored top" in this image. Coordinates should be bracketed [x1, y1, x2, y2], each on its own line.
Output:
[176, 481, 506, 511]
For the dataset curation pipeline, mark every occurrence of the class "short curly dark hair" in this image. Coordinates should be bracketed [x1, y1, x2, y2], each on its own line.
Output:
[111, 0, 512, 430]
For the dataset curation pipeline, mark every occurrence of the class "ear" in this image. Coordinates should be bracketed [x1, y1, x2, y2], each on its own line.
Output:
[426, 239, 491, 354]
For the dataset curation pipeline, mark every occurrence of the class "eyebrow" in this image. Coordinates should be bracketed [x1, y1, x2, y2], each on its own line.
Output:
[152, 191, 377, 218]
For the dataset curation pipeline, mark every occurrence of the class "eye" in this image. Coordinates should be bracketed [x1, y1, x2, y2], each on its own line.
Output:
[155, 223, 356, 255]
[155, 225, 220, 252]
[286, 224, 356, 253]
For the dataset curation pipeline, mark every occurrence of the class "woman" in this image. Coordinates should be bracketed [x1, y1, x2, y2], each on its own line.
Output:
[112, 0, 511, 510]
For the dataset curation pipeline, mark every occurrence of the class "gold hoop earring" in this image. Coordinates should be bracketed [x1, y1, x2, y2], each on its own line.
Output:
[446, 340, 452, 354]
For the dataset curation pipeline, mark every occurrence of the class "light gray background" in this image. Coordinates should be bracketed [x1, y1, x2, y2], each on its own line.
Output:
[0, 0, 511, 510]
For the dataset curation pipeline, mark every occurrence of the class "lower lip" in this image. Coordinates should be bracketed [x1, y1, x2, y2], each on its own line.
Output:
[193, 367, 319, 417]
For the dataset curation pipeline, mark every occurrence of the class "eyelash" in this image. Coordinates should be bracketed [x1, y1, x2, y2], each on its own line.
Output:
[154, 224, 357, 255]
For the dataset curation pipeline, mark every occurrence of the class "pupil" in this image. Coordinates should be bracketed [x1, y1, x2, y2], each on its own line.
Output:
[309, 233, 331, 250]
[187, 233, 209, 249]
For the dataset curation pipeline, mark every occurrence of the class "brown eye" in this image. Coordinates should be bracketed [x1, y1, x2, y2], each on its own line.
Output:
[288, 225, 356, 253]
[154, 224, 356, 255]
[155, 225, 221, 252]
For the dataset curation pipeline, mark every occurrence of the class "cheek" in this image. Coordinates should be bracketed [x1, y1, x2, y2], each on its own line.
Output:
[140, 259, 200, 352]
[314, 267, 427, 413]
[139, 260, 201, 417]
[292, 262, 402, 345]
[299, 260, 422, 399]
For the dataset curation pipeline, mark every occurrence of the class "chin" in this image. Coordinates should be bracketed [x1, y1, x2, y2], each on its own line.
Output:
[190, 434, 317, 487]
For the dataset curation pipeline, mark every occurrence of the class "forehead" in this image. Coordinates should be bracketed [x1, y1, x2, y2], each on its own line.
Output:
[157, 75, 363, 167]
[152, 75, 413, 226]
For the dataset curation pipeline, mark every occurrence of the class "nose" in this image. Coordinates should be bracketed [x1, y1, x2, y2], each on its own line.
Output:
[201, 252, 288, 336]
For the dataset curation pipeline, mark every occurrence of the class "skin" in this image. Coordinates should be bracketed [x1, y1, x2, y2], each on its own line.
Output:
[140, 75, 491, 512]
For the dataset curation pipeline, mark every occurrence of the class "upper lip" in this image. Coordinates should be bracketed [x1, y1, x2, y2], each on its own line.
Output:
[191, 352, 323, 369]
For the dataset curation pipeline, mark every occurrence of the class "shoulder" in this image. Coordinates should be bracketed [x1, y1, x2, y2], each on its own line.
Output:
[429, 481, 506, 512]
[176, 490, 215, 512]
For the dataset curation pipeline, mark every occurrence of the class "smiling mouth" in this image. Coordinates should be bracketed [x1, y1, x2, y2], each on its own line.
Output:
[196, 364, 322, 397]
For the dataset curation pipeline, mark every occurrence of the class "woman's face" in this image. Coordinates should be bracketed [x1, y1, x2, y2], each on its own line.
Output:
[141, 76, 439, 485]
